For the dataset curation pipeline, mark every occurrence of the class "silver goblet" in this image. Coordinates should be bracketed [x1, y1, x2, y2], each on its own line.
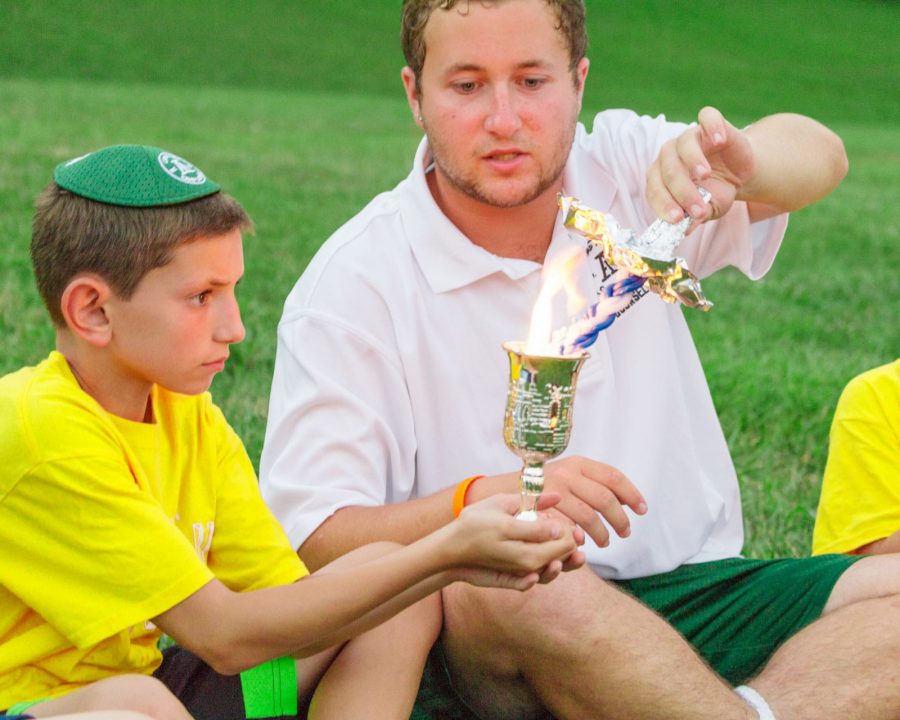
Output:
[502, 341, 588, 521]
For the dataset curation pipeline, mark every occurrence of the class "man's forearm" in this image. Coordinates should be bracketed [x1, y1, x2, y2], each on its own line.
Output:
[300, 499, 447, 570]
[299, 474, 516, 570]
[741, 113, 848, 218]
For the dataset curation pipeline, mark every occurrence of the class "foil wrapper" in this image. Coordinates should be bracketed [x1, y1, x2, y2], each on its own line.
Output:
[558, 191, 713, 311]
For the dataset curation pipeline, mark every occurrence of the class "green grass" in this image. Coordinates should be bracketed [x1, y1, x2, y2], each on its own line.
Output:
[1, 1, 898, 558]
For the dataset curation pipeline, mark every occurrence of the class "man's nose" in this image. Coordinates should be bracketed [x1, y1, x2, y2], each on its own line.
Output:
[484, 86, 522, 136]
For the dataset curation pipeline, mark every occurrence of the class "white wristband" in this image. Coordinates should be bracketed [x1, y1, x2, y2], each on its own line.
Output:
[735, 685, 776, 720]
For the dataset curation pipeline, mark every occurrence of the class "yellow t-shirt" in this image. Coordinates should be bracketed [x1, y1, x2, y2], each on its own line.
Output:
[812, 359, 900, 555]
[0, 351, 307, 707]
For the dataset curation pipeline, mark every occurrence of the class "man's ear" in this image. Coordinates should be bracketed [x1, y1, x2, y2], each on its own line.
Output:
[401, 66, 425, 129]
[60, 274, 114, 347]
[574, 57, 590, 110]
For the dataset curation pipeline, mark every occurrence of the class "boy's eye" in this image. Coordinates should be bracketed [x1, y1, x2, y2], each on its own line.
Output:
[192, 291, 212, 305]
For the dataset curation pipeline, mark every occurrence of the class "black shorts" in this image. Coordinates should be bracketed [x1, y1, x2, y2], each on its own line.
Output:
[154, 647, 306, 720]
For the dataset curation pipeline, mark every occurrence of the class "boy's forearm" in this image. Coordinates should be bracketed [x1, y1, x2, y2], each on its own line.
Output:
[158, 529, 456, 673]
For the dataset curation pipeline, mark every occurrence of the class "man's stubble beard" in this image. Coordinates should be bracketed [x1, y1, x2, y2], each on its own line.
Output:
[426, 124, 577, 210]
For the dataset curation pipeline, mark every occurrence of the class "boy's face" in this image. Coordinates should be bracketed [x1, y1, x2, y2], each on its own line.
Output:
[104, 228, 245, 398]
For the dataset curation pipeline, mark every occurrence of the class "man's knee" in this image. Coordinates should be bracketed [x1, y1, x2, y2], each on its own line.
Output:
[442, 565, 628, 654]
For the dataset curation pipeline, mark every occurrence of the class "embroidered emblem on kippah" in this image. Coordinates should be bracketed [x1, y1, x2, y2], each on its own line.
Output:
[64, 153, 90, 167]
[157, 152, 207, 185]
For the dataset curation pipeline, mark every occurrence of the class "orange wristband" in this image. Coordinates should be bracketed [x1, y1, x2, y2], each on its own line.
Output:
[452, 475, 485, 518]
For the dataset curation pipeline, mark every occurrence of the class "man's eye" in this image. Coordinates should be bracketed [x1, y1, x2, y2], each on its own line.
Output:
[455, 81, 478, 93]
[522, 77, 545, 89]
[193, 291, 211, 305]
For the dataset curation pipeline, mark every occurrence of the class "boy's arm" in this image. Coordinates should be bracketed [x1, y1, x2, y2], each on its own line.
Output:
[155, 494, 579, 674]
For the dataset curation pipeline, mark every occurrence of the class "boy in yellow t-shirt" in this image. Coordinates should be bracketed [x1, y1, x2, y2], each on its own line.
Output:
[812, 359, 900, 556]
[0, 145, 583, 720]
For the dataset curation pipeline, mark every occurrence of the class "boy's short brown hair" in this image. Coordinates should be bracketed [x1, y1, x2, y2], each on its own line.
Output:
[31, 184, 253, 327]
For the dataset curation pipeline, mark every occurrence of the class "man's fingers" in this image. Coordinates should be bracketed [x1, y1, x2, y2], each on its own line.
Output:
[561, 549, 586, 572]
[581, 464, 647, 516]
[537, 558, 563, 584]
[558, 495, 612, 548]
[697, 105, 728, 149]
[668, 133, 713, 219]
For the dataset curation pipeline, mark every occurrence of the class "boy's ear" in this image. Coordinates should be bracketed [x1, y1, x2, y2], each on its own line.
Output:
[60, 275, 114, 347]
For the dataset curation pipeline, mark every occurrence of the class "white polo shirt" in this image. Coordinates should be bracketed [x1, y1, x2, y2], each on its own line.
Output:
[260, 109, 787, 579]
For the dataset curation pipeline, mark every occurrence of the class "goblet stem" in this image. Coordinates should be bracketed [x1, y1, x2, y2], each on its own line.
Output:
[516, 461, 545, 522]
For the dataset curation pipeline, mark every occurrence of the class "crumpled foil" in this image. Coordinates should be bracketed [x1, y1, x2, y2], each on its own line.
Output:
[558, 190, 714, 311]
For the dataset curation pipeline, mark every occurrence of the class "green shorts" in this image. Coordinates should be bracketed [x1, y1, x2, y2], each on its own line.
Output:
[613, 554, 862, 684]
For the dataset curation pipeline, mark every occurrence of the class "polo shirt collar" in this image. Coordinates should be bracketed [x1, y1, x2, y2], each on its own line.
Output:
[403, 132, 618, 294]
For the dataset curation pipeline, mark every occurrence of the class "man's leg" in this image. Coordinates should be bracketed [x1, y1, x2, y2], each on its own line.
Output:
[748, 554, 900, 720]
[441, 565, 755, 720]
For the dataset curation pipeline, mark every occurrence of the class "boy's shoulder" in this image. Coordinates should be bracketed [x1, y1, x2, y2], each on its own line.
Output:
[0, 352, 219, 462]
[1, 352, 109, 460]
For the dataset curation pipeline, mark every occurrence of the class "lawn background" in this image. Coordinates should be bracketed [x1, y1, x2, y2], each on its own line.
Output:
[1, 1, 897, 558]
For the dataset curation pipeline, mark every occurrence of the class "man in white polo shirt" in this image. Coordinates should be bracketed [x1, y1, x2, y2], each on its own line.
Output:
[261, 1, 900, 718]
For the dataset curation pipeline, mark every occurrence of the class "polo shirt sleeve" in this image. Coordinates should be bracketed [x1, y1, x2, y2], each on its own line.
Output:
[201, 400, 308, 589]
[260, 308, 417, 553]
[583, 109, 788, 281]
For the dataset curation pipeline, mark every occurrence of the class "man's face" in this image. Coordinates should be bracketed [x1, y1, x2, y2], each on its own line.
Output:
[405, 0, 588, 210]
[105, 228, 246, 399]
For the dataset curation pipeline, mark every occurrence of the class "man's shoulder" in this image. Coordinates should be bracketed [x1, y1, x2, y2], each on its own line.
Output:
[317, 184, 416, 267]
[283, 180, 426, 316]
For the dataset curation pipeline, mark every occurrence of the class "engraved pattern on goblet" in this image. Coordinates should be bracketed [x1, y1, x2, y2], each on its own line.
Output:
[502, 342, 588, 521]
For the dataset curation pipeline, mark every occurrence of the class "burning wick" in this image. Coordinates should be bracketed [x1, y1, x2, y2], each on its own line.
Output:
[552, 271, 645, 353]
[525, 247, 643, 356]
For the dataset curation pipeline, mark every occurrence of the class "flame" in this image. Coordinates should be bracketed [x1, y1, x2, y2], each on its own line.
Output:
[525, 245, 586, 355]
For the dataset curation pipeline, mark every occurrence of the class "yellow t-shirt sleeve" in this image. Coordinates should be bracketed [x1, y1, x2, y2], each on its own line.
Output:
[203, 401, 308, 591]
[812, 361, 900, 555]
[0, 453, 213, 648]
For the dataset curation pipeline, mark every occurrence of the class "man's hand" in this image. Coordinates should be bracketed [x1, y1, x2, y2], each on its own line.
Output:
[646, 106, 755, 226]
[470, 457, 646, 550]
[540, 456, 647, 548]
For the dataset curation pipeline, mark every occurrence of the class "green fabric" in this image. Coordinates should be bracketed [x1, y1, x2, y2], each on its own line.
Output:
[239, 656, 299, 718]
[54, 144, 220, 207]
[614, 554, 861, 685]
[6, 699, 43, 713]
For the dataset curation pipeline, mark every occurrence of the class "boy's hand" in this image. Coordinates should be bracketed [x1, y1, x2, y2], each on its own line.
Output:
[448, 493, 584, 591]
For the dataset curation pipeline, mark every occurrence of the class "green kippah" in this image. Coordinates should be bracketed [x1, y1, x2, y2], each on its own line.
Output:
[53, 144, 220, 207]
